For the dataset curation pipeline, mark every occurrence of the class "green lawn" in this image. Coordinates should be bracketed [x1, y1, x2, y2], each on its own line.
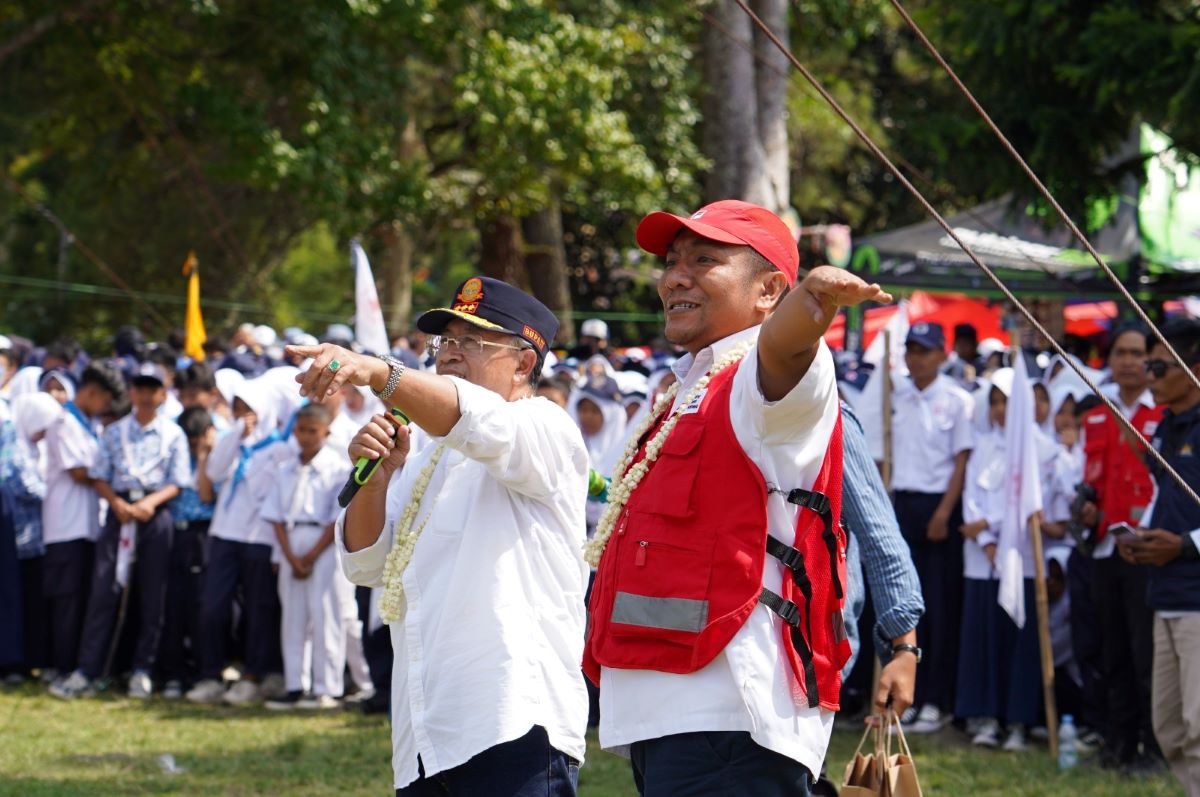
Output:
[0, 682, 1183, 796]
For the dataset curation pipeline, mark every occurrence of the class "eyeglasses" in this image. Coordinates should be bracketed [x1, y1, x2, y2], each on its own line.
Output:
[426, 334, 526, 358]
[1145, 359, 1179, 378]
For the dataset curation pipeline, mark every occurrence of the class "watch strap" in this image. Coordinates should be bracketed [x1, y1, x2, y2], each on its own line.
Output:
[891, 643, 922, 663]
[372, 354, 405, 400]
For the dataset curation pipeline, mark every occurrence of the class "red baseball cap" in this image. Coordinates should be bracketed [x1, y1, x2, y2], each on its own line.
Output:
[635, 199, 800, 286]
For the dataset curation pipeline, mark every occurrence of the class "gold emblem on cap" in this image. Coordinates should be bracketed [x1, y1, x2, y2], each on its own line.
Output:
[457, 277, 484, 304]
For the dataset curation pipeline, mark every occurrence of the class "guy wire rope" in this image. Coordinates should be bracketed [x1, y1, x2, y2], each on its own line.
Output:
[731, 0, 1200, 509]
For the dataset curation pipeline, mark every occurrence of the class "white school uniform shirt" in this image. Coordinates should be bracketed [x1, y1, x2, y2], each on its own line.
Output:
[336, 379, 590, 790]
[598, 326, 840, 779]
[42, 409, 101, 544]
[890, 373, 975, 493]
[205, 420, 293, 546]
[261, 445, 343, 529]
[962, 427, 1037, 579]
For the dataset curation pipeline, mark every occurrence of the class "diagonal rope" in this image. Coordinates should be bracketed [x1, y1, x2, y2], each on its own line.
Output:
[731, 0, 1200, 509]
[885, 0, 1200, 395]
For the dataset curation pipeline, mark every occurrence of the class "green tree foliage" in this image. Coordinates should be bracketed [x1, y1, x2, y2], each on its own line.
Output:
[0, 0, 700, 344]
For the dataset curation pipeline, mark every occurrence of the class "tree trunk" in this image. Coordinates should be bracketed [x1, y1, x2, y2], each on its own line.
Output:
[752, 0, 790, 215]
[701, 0, 789, 212]
[478, 215, 526, 288]
[522, 197, 575, 345]
[378, 220, 414, 334]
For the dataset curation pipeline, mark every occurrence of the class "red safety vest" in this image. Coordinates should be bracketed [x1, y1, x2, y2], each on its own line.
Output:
[584, 363, 850, 711]
[1083, 401, 1163, 532]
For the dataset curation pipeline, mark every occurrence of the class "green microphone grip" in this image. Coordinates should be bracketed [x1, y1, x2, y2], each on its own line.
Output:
[337, 408, 410, 508]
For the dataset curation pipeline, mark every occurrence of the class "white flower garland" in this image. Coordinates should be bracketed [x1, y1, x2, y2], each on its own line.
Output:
[583, 341, 754, 567]
[378, 443, 448, 623]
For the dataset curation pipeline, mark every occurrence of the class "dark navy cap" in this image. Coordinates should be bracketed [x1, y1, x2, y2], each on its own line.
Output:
[417, 276, 558, 357]
[906, 321, 946, 351]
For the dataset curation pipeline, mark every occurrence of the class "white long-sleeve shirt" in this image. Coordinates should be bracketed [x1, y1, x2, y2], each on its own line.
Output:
[205, 420, 292, 546]
[598, 326, 840, 779]
[337, 378, 590, 790]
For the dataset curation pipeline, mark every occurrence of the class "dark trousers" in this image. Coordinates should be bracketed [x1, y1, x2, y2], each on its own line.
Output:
[895, 490, 963, 713]
[77, 505, 174, 679]
[158, 519, 209, 683]
[396, 725, 578, 797]
[631, 731, 812, 797]
[1092, 554, 1158, 762]
[42, 540, 93, 674]
[197, 537, 276, 680]
[19, 556, 50, 671]
[1067, 549, 1105, 733]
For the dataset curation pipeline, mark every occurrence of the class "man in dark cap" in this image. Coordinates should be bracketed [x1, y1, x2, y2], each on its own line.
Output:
[287, 277, 590, 797]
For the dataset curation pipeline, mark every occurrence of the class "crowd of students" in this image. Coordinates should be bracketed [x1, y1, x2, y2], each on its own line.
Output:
[834, 317, 1200, 784]
[1, 308, 1197, 787]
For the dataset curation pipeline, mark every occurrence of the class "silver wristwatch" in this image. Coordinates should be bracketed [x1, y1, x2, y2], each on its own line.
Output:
[372, 354, 406, 400]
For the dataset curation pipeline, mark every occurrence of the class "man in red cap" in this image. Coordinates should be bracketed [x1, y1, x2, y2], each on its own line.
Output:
[584, 199, 891, 796]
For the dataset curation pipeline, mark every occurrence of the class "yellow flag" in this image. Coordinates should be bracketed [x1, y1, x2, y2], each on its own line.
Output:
[182, 251, 207, 361]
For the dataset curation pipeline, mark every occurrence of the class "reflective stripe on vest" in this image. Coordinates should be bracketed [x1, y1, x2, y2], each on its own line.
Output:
[612, 592, 709, 633]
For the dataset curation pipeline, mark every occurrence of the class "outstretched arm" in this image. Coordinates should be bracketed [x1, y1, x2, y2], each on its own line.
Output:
[757, 266, 891, 401]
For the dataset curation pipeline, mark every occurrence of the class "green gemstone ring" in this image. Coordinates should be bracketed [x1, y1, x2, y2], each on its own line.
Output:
[328, 359, 341, 372]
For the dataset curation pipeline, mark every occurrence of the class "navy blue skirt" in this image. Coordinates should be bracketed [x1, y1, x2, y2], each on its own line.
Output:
[955, 578, 1042, 727]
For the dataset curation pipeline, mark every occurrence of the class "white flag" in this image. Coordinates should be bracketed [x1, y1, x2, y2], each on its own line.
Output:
[997, 350, 1043, 628]
[353, 240, 390, 355]
[857, 300, 910, 461]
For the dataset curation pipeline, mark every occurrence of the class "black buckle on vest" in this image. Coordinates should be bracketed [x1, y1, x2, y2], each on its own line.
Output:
[765, 535, 804, 573]
[787, 489, 830, 515]
[759, 588, 801, 627]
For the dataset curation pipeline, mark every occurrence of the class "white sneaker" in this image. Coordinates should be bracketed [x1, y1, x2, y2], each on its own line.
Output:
[899, 705, 919, 726]
[260, 672, 287, 700]
[222, 679, 261, 706]
[908, 704, 949, 734]
[296, 694, 340, 711]
[972, 717, 1001, 748]
[127, 671, 153, 700]
[49, 670, 93, 700]
[161, 680, 183, 700]
[343, 686, 376, 705]
[185, 679, 226, 705]
[1002, 725, 1028, 752]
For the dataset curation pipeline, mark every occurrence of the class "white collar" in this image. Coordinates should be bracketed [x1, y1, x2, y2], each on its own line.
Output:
[671, 325, 760, 385]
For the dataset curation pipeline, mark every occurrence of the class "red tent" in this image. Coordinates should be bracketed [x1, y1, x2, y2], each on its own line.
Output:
[825, 291, 1009, 351]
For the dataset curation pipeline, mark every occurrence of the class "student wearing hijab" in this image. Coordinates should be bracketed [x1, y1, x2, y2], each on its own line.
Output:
[186, 378, 294, 706]
[0, 393, 62, 679]
[39, 370, 76, 406]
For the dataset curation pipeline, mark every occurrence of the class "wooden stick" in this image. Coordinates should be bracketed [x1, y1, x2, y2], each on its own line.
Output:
[1030, 512, 1059, 757]
[882, 329, 893, 492]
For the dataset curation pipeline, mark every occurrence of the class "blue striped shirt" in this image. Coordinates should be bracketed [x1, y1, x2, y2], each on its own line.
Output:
[840, 401, 925, 675]
[89, 413, 189, 494]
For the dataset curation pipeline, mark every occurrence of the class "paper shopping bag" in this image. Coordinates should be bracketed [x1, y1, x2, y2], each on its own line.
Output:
[883, 714, 924, 797]
[841, 723, 886, 796]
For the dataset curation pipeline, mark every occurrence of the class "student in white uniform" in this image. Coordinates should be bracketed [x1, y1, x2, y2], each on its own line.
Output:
[41, 365, 123, 689]
[52, 363, 189, 700]
[186, 378, 293, 706]
[955, 369, 1042, 752]
[289, 276, 589, 796]
[890, 321, 975, 733]
[262, 403, 346, 710]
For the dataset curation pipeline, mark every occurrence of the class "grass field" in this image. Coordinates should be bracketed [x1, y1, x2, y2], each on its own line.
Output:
[0, 682, 1184, 796]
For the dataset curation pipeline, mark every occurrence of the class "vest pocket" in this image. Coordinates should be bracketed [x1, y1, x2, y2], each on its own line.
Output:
[629, 420, 704, 519]
[607, 515, 716, 640]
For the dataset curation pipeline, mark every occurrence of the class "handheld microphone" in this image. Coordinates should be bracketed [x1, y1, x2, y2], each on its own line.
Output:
[338, 408, 410, 508]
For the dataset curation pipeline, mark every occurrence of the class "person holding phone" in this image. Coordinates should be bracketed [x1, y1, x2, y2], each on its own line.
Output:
[1118, 319, 1200, 797]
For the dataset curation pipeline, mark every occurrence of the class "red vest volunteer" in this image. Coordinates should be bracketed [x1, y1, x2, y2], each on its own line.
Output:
[583, 200, 891, 796]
